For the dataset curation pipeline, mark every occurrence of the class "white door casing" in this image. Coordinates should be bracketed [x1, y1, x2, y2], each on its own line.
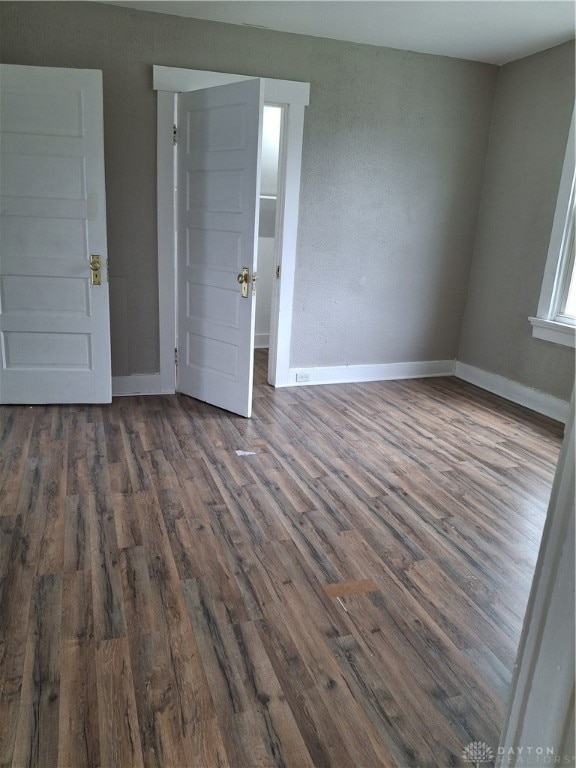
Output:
[176, 79, 264, 417]
[0, 64, 111, 404]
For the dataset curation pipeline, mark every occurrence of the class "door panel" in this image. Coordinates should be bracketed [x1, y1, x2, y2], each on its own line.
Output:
[177, 79, 263, 417]
[0, 64, 111, 403]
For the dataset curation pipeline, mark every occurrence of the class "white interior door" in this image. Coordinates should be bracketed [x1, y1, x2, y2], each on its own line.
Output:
[0, 64, 111, 404]
[177, 79, 263, 417]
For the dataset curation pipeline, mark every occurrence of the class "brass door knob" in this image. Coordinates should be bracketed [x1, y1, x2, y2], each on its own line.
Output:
[238, 267, 249, 298]
[89, 255, 102, 286]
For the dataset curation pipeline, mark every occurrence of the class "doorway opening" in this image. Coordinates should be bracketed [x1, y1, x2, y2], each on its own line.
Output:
[153, 66, 310, 408]
[256, 106, 282, 355]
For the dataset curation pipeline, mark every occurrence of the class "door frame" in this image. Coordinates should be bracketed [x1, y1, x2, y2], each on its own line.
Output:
[497, 392, 575, 764]
[153, 65, 309, 393]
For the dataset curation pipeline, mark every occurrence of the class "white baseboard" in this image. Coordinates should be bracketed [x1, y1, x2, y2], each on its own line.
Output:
[454, 362, 569, 423]
[112, 361, 569, 424]
[255, 333, 270, 349]
[285, 359, 455, 388]
[112, 374, 174, 397]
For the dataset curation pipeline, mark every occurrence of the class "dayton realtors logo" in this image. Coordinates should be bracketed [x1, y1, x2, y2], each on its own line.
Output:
[462, 743, 575, 766]
[462, 742, 495, 764]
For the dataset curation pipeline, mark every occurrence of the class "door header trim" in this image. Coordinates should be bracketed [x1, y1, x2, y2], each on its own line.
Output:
[152, 65, 310, 105]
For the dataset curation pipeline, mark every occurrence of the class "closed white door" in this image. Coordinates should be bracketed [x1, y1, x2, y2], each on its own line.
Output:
[0, 64, 111, 404]
[177, 79, 263, 417]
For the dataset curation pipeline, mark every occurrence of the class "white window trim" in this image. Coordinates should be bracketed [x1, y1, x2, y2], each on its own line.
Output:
[528, 316, 575, 348]
[529, 108, 575, 349]
[153, 65, 309, 392]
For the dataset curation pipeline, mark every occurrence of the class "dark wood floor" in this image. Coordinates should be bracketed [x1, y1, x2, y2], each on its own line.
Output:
[0, 349, 563, 767]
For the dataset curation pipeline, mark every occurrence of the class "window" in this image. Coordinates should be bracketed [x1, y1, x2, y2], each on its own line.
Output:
[529, 109, 576, 348]
[556, 211, 576, 322]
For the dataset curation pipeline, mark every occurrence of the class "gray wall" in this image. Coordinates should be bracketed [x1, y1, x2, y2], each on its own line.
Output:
[0, 1, 497, 375]
[458, 41, 575, 400]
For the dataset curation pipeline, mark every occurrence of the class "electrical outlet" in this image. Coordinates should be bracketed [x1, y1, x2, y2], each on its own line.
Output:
[296, 372, 310, 383]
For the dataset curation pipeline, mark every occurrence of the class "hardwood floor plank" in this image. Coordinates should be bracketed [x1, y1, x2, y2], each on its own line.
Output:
[182, 577, 264, 767]
[146, 448, 181, 493]
[2, 460, 48, 676]
[249, 570, 399, 766]
[101, 402, 125, 465]
[0, 512, 35, 764]
[119, 545, 160, 637]
[36, 444, 67, 576]
[134, 491, 190, 627]
[26, 407, 54, 461]
[59, 571, 100, 768]
[0, 515, 17, 585]
[12, 574, 62, 768]
[222, 620, 316, 768]
[0, 407, 35, 516]
[62, 570, 93, 642]
[87, 493, 127, 642]
[330, 632, 454, 768]
[113, 491, 143, 550]
[0, 676, 22, 767]
[127, 630, 196, 767]
[206, 533, 276, 623]
[95, 637, 143, 768]
[63, 495, 91, 573]
[179, 455, 228, 511]
[463, 644, 513, 707]
[254, 608, 353, 768]
[153, 490, 204, 583]
[372, 491, 530, 612]
[109, 461, 133, 494]
[58, 639, 100, 768]
[215, 447, 263, 488]
[401, 558, 517, 663]
[323, 578, 379, 597]
[358, 588, 506, 731]
[336, 583, 498, 722]
[65, 412, 88, 498]
[120, 420, 152, 493]
[135, 492, 221, 755]
[332, 594, 499, 760]
[258, 540, 351, 640]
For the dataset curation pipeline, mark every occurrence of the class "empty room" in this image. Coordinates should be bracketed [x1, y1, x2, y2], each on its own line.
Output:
[0, 1, 574, 766]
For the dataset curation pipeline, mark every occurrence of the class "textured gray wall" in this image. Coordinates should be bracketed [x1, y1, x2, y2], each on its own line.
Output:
[458, 41, 575, 400]
[0, 2, 497, 375]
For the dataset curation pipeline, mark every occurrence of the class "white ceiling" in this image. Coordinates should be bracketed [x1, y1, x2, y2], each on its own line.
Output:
[104, 1, 575, 65]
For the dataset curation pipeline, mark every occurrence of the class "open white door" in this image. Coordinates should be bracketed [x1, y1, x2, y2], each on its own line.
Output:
[177, 79, 263, 417]
[0, 64, 111, 404]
